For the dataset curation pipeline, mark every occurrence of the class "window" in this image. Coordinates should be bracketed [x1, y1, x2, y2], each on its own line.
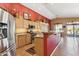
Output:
[54, 24, 63, 33]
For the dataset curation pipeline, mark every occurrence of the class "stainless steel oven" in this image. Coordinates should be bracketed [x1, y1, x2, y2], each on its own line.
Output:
[0, 8, 16, 56]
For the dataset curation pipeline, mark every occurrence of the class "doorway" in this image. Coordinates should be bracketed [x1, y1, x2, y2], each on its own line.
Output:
[66, 22, 79, 37]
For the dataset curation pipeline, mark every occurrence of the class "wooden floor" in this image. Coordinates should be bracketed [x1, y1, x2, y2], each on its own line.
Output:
[52, 36, 79, 56]
[16, 44, 37, 56]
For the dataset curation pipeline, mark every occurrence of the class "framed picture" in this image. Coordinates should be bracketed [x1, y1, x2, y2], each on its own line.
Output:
[23, 12, 29, 20]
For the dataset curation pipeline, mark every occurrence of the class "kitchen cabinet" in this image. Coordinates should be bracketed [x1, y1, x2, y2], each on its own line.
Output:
[16, 33, 31, 49]
[18, 35, 26, 48]
[40, 22, 49, 32]
[23, 20, 49, 33]
[25, 33, 31, 44]
[34, 36, 44, 56]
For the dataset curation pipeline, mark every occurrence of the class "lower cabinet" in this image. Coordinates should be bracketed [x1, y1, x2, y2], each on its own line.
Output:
[18, 35, 26, 48]
[16, 33, 31, 48]
[25, 33, 31, 44]
[34, 33, 55, 56]
[34, 37, 44, 56]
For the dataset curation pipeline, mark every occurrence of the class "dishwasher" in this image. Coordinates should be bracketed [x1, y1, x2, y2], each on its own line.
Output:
[0, 8, 16, 56]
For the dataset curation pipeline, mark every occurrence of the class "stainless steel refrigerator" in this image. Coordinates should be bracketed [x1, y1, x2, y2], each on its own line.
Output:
[0, 8, 16, 56]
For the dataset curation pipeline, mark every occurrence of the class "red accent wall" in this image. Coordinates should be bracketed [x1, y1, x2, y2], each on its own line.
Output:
[47, 34, 59, 55]
[0, 3, 51, 28]
[44, 33, 60, 56]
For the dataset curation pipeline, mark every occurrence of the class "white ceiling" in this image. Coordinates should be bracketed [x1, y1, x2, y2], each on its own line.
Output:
[22, 3, 79, 20]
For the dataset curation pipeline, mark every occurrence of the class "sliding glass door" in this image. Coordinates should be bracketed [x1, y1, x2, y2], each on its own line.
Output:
[67, 23, 79, 37]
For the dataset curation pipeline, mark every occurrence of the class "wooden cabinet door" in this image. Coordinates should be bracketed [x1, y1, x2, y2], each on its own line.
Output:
[16, 33, 32, 48]
[34, 37, 44, 56]
[25, 33, 31, 44]
[18, 35, 26, 48]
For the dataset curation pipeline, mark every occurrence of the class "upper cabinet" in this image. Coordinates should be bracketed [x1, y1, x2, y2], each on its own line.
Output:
[23, 20, 49, 33]
[40, 22, 49, 32]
